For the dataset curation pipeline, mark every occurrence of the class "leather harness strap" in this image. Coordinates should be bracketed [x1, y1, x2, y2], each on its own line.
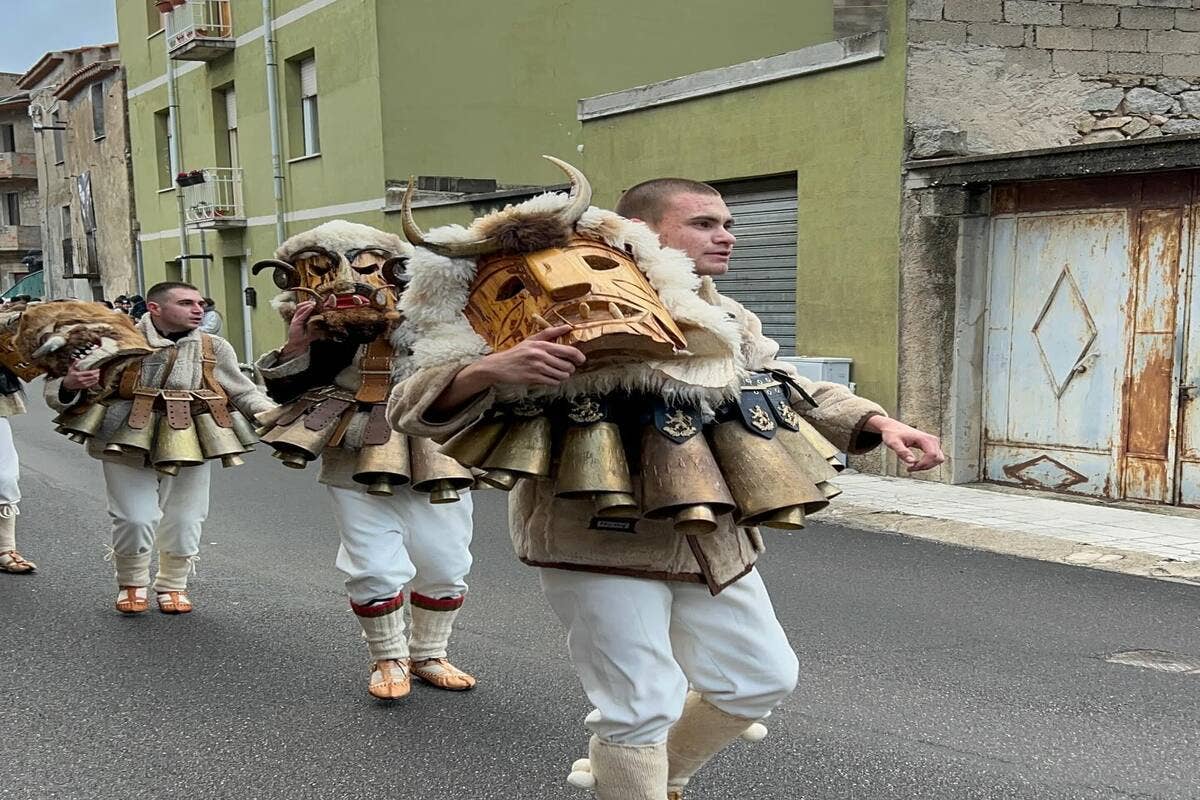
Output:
[117, 360, 140, 400]
[117, 335, 233, 429]
[362, 404, 393, 446]
[197, 335, 233, 427]
[355, 337, 393, 405]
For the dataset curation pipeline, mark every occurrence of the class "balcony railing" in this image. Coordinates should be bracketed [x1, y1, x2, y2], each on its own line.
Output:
[167, 0, 235, 62]
[183, 167, 245, 229]
[0, 153, 37, 181]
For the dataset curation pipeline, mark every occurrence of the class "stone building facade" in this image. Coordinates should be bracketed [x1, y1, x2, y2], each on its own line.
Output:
[899, 0, 1200, 509]
[0, 73, 41, 291]
[18, 45, 136, 301]
[907, 0, 1200, 156]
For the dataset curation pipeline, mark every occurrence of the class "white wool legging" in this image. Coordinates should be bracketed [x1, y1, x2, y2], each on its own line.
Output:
[103, 460, 211, 557]
[327, 485, 473, 605]
[0, 418, 21, 509]
[540, 567, 799, 746]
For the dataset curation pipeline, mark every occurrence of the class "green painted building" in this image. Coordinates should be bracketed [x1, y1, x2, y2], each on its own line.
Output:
[117, 0, 901, 439]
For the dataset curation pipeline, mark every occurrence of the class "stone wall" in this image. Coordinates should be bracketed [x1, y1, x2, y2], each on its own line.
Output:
[908, 0, 1200, 156]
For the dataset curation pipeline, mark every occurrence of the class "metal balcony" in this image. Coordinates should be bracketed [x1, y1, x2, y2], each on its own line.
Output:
[183, 168, 245, 229]
[0, 153, 37, 181]
[167, 0, 235, 62]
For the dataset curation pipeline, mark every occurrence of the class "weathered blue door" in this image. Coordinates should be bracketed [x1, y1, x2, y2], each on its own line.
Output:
[983, 176, 1195, 505]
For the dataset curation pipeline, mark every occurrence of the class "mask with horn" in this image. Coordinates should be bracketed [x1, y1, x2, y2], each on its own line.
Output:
[252, 220, 411, 344]
[401, 156, 685, 360]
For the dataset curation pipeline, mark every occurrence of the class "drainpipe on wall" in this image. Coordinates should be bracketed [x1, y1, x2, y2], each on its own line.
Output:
[262, 0, 286, 247]
[29, 102, 54, 299]
[163, 10, 191, 280]
[198, 228, 210, 296]
[239, 254, 254, 360]
[132, 221, 145, 296]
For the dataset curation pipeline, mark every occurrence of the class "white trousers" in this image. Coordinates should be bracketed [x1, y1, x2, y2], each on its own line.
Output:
[328, 485, 474, 605]
[0, 418, 21, 508]
[102, 460, 211, 558]
[540, 567, 799, 746]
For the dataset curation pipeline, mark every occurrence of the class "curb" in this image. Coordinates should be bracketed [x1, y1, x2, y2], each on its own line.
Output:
[822, 504, 1200, 586]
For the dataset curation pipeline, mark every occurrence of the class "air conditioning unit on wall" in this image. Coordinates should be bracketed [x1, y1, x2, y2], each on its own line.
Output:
[778, 356, 853, 466]
[778, 356, 855, 394]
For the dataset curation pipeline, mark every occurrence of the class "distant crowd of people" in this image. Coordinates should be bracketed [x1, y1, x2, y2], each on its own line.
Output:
[1, 293, 222, 334]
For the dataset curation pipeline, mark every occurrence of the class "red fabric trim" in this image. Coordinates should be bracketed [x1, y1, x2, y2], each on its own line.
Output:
[410, 592, 465, 611]
[350, 592, 404, 618]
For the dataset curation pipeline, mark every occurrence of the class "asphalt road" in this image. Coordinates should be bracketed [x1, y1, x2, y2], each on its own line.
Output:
[1, 394, 1198, 800]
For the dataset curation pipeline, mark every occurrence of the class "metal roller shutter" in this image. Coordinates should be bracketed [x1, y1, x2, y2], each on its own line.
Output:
[711, 175, 798, 355]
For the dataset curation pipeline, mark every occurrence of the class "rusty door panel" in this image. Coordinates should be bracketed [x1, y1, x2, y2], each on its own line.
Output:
[986, 175, 1200, 507]
[1176, 200, 1200, 506]
[1121, 207, 1185, 503]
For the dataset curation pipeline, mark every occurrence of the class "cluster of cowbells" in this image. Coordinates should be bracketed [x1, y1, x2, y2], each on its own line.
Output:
[255, 399, 474, 503]
[438, 386, 845, 535]
[53, 399, 258, 476]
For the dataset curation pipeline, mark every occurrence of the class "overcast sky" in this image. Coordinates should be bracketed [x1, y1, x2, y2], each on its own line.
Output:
[0, 1, 119, 76]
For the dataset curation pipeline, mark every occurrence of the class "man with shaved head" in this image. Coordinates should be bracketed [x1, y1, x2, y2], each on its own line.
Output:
[392, 168, 944, 799]
[47, 281, 275, 616]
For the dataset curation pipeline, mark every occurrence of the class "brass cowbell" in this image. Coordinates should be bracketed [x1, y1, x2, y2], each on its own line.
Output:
[353, 432, 412, 496]
[150, 416, 205, 476]
[194, 413, 246, 468]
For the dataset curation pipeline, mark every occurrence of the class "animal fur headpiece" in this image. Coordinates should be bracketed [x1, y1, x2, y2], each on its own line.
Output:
[253, 220, 412, 345]
[400, 157, 746, 405]
[0, 300, 155, 387]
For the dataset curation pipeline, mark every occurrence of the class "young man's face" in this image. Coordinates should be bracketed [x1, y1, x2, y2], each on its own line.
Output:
[649, 192, 737, 276]
[148, 287, 205, 333]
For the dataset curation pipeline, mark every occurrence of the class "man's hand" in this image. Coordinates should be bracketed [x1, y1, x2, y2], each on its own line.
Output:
[864, 416, 946, 472]
[62, 362, 101, 392]
[474, 325, 585, 387]
[430, 325, 584, 417]
[279, 300, 318, 360]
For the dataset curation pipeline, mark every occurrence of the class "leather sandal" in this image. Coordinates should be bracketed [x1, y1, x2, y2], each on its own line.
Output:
[0, 550, 36, 574]
[410, 657, 477, 691]
[368, 658, 411, 700]
[156, 590, 193, 614]
[115, 586, 149, 614]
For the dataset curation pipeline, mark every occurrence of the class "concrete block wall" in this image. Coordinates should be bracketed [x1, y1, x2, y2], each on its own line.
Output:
[908, 0, 1200, 155]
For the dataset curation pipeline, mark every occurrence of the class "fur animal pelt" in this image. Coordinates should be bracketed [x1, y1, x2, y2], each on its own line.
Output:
[1, 301, 155, 387]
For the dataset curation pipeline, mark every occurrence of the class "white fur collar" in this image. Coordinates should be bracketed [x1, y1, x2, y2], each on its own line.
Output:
[400, 192, 746, 404]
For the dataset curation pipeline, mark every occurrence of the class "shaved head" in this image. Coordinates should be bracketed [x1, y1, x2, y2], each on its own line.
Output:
[615, 178, 721, 224]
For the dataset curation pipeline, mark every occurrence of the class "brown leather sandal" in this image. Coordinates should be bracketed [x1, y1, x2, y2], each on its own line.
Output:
[156, 590, 193, 614]
[0, 550, 36, 574]
[410, 657, 477, 691]
[115, 586, 149, 614]
[368, 658, 412, 700]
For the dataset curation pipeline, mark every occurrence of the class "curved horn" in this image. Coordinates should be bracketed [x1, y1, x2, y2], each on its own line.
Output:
[543, 155, 592, 226]
[400, 177, 501, 258]
[251, 259, 300, 290]
[31, 334, 67, 360]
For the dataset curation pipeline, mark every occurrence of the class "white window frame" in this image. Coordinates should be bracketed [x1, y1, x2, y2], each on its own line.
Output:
[299, 57, 320, 157]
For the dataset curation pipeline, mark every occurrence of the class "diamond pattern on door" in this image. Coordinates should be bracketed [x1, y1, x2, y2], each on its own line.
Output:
[1031, 266, 1098, 398]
